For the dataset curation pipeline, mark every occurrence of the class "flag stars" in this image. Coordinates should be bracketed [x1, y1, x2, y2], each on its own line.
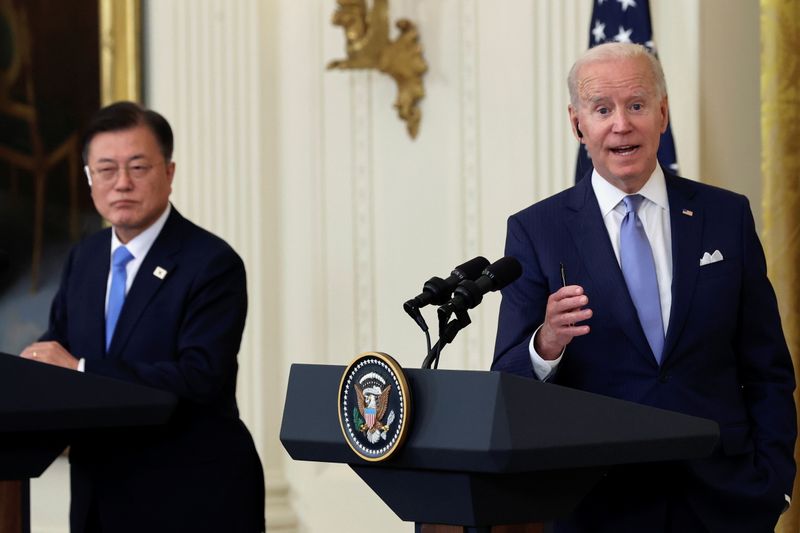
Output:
[613, 26, 633, 43]
[617, 0, 637, 11]
[592, 21, 607, 43]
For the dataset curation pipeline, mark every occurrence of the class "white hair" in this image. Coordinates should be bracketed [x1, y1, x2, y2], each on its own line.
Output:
[567, 42, 667, 108]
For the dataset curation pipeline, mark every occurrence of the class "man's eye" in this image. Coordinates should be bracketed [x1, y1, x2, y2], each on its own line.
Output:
[597, 107, 609, 115]
[129, 165, 151, 177]
[631, 103, 643, 111]
[98, 168, 117, 178]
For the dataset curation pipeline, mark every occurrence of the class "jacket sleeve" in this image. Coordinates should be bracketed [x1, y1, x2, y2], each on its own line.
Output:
[39, 247, 76, 348]
[736, 199, 797, 498]
[492, 214, 548, 378]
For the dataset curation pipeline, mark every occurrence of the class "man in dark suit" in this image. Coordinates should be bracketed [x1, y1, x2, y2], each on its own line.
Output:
[21, 102, 264, 532]
[492, 43, 795, 532]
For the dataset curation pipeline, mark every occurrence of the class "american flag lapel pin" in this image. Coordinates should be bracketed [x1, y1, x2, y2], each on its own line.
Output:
[153, 266, 168, 280]
[682, 209, 694, 217]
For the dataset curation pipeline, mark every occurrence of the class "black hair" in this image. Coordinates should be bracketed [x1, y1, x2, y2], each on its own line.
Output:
[81, 101, 174, 163]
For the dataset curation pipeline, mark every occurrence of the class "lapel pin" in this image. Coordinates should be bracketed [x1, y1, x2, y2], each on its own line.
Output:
[153, 266, 168, 280]
[682, 209, 694, 217]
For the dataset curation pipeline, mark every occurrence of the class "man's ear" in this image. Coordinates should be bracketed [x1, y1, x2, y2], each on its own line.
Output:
[659, 96, 669, 134]
[568, 106, 584, 142]
[166, 161, 176, 187]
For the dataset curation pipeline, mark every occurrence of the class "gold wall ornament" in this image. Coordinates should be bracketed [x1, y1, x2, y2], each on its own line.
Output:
[328, 0, 427, 139]
[99, 0, 141, 104]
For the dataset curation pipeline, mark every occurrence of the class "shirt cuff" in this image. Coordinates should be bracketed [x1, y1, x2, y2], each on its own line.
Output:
[77, 358, 86, 372]
[528, 324, 564, 381]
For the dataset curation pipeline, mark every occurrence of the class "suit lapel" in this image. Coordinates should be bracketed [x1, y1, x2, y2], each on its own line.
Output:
[662, 175, 702, 364]
[564, 178, 657, 365]
[107, 210, 182, 357]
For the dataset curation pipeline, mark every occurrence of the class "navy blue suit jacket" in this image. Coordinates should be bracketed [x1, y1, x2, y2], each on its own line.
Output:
[44, 208, 264, 533]
[492, 173, 795, 532]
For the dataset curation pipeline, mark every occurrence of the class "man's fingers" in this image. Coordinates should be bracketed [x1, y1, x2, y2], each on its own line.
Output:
[554, 285, 584, 299]
[555, 294, 589, 313]
[538, 285, 592, 357]
[562, 324, 591, 337]
[549, 286, 588, 310]
[554, 307, 593, 327]
[19, 341, 77, 370]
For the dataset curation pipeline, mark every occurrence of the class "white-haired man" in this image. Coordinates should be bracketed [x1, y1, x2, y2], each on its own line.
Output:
[493, 43, 795, 532]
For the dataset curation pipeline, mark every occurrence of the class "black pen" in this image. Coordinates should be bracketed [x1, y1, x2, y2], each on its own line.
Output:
[561, 262, 575, 327]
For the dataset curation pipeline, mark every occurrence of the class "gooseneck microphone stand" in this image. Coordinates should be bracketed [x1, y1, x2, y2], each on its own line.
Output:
[420, 305, 472, 369]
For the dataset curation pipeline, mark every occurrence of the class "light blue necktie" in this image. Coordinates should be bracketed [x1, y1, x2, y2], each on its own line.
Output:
[620, 195, 664, 364]
[106, 246, 134, 350]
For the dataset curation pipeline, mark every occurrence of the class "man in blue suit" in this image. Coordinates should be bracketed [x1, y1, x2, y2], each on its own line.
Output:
[492, 43, 795, 532]
[21, 102, 264, 532]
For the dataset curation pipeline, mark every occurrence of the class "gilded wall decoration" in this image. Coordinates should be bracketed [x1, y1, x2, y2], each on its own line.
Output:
[328, 0, 428, 139]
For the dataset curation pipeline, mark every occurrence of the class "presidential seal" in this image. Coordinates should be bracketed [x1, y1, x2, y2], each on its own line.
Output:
[338, 352, 411, 461]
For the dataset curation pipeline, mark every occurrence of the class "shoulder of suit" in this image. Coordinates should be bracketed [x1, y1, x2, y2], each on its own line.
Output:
[510, 182, 583, 222]
[66, 226, 111, 260]
[165, 209, 242, 261]
[666, 173, 749, 206]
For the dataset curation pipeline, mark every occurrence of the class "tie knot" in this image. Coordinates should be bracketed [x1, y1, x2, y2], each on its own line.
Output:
[113, 246, 134, 269]
[622, 194, 644, 214]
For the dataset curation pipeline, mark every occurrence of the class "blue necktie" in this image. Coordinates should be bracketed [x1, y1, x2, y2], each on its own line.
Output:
[620, 195, 664, 364]
[106, 246, 134, 350]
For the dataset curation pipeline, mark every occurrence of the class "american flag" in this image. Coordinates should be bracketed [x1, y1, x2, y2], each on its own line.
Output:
[575, 0, 679, 182]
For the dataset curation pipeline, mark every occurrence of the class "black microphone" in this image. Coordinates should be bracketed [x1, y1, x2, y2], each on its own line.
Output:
[437, 256, 522, 316]
[404, 256, 490, 314]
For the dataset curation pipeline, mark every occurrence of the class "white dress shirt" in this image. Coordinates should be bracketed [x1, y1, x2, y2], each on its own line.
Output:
[529, 167, 673, 380]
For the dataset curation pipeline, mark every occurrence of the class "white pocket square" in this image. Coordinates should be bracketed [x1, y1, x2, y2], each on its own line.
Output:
[699, 249, 724, 266]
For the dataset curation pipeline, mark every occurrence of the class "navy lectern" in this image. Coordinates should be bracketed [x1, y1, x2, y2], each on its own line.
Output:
[281, 363, 719, 532]
[0, 352, 177, 533]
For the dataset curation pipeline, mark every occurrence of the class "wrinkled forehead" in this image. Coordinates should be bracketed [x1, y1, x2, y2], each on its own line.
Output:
[576, 57, 658, 103]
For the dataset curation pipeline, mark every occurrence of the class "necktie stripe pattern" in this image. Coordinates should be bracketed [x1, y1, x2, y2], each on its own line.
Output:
[106, 246, 134, 350]
[619, 195, 664, 363]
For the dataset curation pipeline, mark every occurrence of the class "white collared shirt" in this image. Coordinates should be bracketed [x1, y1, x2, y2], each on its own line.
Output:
[105, 203, 172, 314]
[529, 167, 673, 380]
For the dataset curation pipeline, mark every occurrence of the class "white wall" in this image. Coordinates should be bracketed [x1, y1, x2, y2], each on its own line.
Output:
[698, 0, 762, 227]
[29, 1, 762, 532]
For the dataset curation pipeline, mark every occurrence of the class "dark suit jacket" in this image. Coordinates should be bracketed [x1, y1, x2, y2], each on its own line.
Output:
[492, 173, 796, 532]
[44, 207, 264, 533]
